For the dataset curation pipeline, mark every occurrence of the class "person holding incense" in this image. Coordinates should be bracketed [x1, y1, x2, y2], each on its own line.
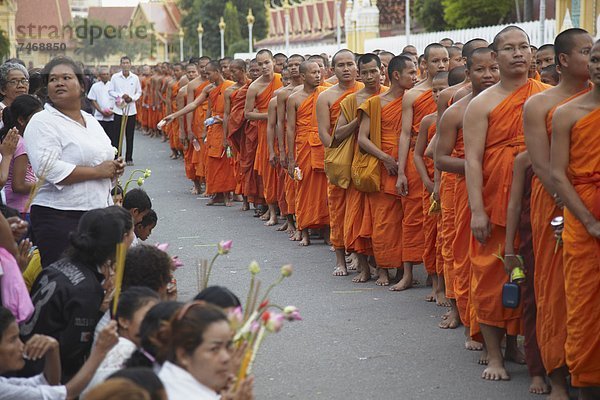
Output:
[23, 57, 125, 268]
[20, 206, 133, 381]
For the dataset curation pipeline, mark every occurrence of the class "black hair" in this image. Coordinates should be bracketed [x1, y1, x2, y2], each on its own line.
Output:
[220, 56, 233, 63]
[466, 47, 494, 69]
[108, 368, 165, 400]
[125, 301, 183, 368]
[541, 64, 559, 83]
[27, 69, 45, 99]
[0, 306, 15, 341]
[447, 46, 462, 58]
[122, 188, 152, 213]
[206, 60, 222, 73]
[0, 94, 42, 141]
[273, 53, 287, 61]
[111, 185, 124, 196]
[198, 56, 211, 63]
[424, 43, 447, 61]
[41, 56, 85, 90]
[461, 38, 489, 58]
[308, 54, 328, 68]
[554, 28, 590, 67]
[194, 286, 241, 309]
[123, 245, 172, 293]
[357, 53, 381, 70]
[440, 37, 454, 45]
[120, 56, 131, 64]
[138, 209, 157, 228]
[113, 287, 160, 322]
[66, 206, 131, 268]
[387, 55, 413, 79]
[188, 56, 200, 65]
[448, 65, 467, 86]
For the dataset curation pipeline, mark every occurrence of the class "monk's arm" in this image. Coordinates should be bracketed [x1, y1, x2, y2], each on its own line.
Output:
[357, 114, 398, 175]
[413, 117, 434, 193]
[396, 93, 415, 195]
[424, 133, 437, 160]
[177, 87, 187, 141]
[267, 101, 278, 164]
[286, 97, 298, 176]
[504, 151, 531, 272]
[166, 87, 210, 122]
[463, 99, 491, 243]
[523, 98, 556, 198]
[276, 92, 288, 160]
[244, 87, 267, 121]
[436, 91, 451, 126]
[435, 108, 463, 174]
[315, 94, 332, 148]
[202, 100, 212, 140]
[551, 108, 600, 236]
[165, 85, 173, 114]
[223, 91, 232, 147]
[186, 83, 197, 134]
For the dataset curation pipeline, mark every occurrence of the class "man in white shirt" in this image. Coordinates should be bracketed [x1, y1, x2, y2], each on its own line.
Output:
[109, 56, 142, 165]
[87, 67, 115, 147]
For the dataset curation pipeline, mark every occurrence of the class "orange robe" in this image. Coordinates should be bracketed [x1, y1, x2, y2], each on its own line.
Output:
[340, 88, 386, 255]
[327, 82, 363, 249]
[228, 82, 250, 196]
[469, 79, 548, 334]
[205, 80, 236, 194]
[191, 80, 210, 180]
[294, 86, 329, 230]
[531, 90, 588, 375]
[422, 121, 439, 275]
[441, 170, 456, 298]
[254, 74, 283, 204]
[562, 107, 600, 387]
[358, 95, 404, 268]
[182, 94, 197, 181]
[140, 76, 150, 128]
[402, 89, 436, 262]
[169, 81, 183, 151]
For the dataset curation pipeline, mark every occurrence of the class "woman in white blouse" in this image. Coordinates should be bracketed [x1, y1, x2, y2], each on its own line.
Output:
[157, 302, 254, 400]
[24, 57, 125, 267]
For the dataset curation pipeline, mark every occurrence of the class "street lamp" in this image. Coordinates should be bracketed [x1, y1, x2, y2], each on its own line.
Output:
[247, 8, 255, 54]
[219, 17, 226, 59]
[178, 28, 184, 62]
[284, 0, 290, 55]
[197, 22, 204, 57]
[405, 0, 411, 46]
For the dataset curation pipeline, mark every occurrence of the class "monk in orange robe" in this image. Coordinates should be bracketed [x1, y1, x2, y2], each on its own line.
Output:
[356, 55, 417, 280]
[397, 43, 449, 291]
[286, 61, 328, 246]
[463, 27, 549, 381]
[551, 41, 600, 398]
[201, 61, 235, 203]
[523, 29, 594, 397]
[180, 63, 199, 182]
[167, 65, 186, 158]
[244, 50, 283, 219]
[414, 71, 449, 305]
[335, 54, 386, 283]
[316, 49, 363, 275]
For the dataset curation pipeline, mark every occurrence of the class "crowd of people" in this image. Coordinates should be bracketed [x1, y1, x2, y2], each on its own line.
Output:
[0, 24, 599, 399]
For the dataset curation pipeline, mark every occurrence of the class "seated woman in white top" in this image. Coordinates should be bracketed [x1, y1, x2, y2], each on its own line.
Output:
[82, 287, 159, 398]
[23, 56, 125, 267]
[156, 302, 254, 400]
[0, 306, 118, 400]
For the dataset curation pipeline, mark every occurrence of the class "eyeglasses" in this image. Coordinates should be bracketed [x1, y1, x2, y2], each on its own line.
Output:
[6, 79, 29, 86]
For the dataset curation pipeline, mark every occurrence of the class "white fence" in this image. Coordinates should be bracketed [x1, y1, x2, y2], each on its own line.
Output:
[365, 20, 557, 54]
[236, 19, 557, 59]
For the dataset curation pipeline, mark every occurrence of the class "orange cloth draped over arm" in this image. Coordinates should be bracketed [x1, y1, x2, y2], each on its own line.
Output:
[205, 80, 236, 194]
[295, 86, 329, 230]
[402, 89, 437, 262]
[169, 81, 183, 150]
[228, 83, 249, 153]
[359, 96, 404, 268]
[254, 74, 283, 204]
[422, 121, 440, 275]
[469, 79, 548, 334]
[327, 82, 363, 249]
[191, 81, 210, 179]
[562, 108, 600, 387]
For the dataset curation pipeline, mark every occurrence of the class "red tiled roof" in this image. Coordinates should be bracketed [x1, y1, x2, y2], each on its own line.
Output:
[15, 0, 73, 43]
[87, 7, 134, 27]
[139, 2, 179, 36]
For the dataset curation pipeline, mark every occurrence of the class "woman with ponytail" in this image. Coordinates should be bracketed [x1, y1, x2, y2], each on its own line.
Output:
[20, 205, 133, 381]
[0, 94, 42, 216]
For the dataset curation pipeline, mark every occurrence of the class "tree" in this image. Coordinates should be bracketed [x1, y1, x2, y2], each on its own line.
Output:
[414, 0, 447, 32]
[443, 0, 515, 29]
[0, 30, 10, 61]
[224, 1, 243, 55]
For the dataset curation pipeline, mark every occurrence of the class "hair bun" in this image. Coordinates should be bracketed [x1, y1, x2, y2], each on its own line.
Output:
[69, 232, 93, 251]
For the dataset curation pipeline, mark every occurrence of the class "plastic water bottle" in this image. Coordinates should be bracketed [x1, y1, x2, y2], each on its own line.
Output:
[192, 138, 201, 151]
[204, 117, 217, 126]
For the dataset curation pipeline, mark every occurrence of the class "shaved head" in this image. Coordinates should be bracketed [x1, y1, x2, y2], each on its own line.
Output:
[462, 38, 489, 58]
[492, 26, 530, 51]
[332, 49, 354, 65]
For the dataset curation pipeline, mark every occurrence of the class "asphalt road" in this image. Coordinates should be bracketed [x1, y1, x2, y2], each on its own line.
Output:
[129, 130, 544, 400]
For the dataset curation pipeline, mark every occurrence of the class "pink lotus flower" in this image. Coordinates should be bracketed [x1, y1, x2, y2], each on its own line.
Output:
[171, 256, 184, 270]
[283, 306, 302, 321]
[228, 307, 243, 329]
[250, 321, 260, 334]
[218, 240, 233, 255]
[265, 313, 285, 333]
[155, 243, 169, 252]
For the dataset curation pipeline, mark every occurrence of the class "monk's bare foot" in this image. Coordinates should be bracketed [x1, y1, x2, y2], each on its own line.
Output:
[426, 274, 433, 286]
[264, 215, 278, 226]
[439, 307, 460, 329]
[441, 309, 450, 320]
[286, 225, 296, 235]
[465, 339, 484, 351]
[435, 291, 451, 307]
[241, 202, 250, 211]
[482, 359, 510, 381]
[389, 276, 413, 291]
[528, 376, 549, 395]
[346, 253, 358, 271]
[260, 209, 270, 221]
[376, 269, 389, 286]
[332, 264, 348, 276]
[352, 269, 371, 283]
[425, 288, 436, 302]
[478, 348, 489, 365]
[225, 200, 233, 207]
[504, 346, 526, 365]
[276, 221, 288, 231]
[290, 230, 301, 241]
[299, 230, 310, 246]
